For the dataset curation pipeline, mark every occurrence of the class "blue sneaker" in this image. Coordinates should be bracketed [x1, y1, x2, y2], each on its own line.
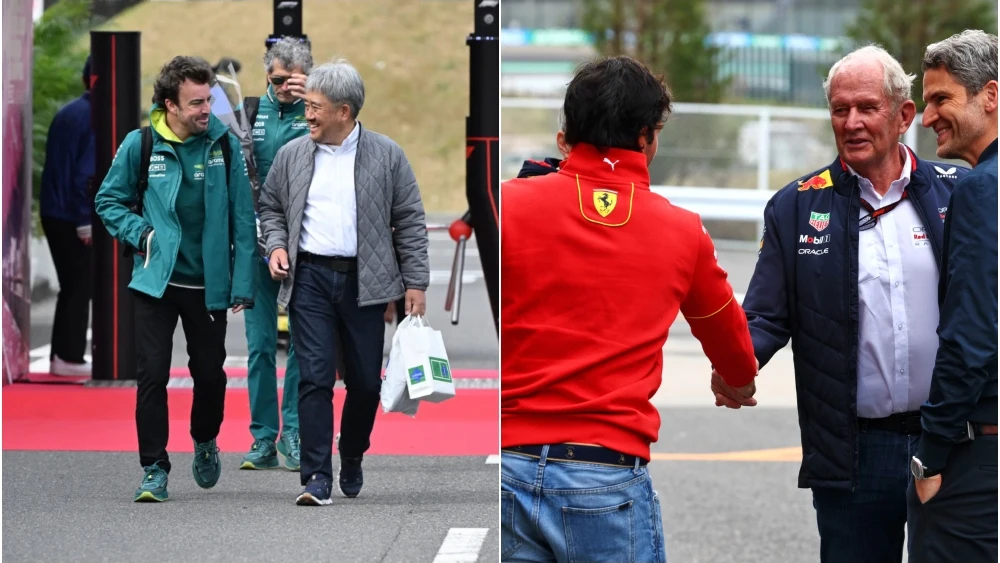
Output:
[296, 474, 333, 506]
[338, 455, 364, 498]
[192, 439, 221, 489]
[277, 429, 300, 471]
[134, 462, 169, 502]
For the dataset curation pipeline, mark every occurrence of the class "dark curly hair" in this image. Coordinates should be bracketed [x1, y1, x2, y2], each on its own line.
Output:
[152, 56, 214, 106]
[563, 56, 673, 152]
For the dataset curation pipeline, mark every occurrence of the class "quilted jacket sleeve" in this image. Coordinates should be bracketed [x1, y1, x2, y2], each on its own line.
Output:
[388, 142, 430, 291]
[259, 143, 291, 260]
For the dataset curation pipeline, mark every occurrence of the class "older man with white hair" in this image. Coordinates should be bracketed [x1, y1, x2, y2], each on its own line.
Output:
[716, 45, 967, 562]
[258, 59, 429, 505]
[907, 29, 998, 563]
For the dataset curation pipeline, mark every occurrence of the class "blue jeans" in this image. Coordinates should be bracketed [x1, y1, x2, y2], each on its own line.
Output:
[288, 262, 385, 485]
[811, 429, 920, 563]
[501, 447, 667, 563]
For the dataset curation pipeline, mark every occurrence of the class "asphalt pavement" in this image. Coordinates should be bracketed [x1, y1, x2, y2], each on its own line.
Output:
[16, 240, 878, 562]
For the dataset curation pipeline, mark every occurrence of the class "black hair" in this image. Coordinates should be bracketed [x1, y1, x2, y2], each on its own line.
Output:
[562, 56, 672, 152]
[152, 56, 214, 106]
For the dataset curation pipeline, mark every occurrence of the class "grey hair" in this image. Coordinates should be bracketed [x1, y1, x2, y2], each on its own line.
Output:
[823, 45, 915, 109]
[263, 37, 313, 74]
[306, 59, 365, 119]
[923, 30, 999, 96]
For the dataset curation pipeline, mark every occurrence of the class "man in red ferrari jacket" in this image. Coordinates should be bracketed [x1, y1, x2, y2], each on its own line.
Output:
[500, 56, 760, 563]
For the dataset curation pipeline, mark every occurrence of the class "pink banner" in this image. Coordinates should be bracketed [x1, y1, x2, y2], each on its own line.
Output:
[2, 0, 34, 383]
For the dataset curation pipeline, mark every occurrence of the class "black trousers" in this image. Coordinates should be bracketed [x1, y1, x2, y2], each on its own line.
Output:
[907, 435, 998, 563]
[133, 285, 228, 472]
[41, 217, 92, 363]
[289, 262, 385, 485]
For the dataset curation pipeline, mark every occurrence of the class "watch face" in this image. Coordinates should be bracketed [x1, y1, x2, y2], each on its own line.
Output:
[910, 457, 921, 478]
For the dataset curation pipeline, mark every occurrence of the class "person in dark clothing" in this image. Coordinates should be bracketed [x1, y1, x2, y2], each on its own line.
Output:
[717, 45, 965, 563]
[40, 56, 96, 377]
[907, 29, 998, 563]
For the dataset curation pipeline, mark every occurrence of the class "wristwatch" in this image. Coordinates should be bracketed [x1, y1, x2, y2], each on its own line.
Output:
[910, 456, 941, 480]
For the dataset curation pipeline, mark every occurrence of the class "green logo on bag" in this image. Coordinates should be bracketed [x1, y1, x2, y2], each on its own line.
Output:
[408, 366, 426, 385]
[429, 357, 452, 382]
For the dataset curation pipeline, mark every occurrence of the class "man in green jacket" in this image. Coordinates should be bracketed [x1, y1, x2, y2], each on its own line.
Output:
[239, 37, 312, 472]
[95, 56, 257, 502]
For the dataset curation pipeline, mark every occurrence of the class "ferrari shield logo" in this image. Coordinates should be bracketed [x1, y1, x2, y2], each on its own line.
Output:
[809, 211, 830, 232]
[593, 189, 618, 217]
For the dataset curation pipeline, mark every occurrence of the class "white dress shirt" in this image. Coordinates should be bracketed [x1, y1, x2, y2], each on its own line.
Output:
[850, 145, 940, 418]
[299, 122, 360, 257]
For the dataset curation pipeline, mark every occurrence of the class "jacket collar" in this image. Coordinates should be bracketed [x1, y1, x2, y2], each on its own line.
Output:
[979, 138, 998, 165]
[559, 143, 650, 189]
[832, 144, 929, 198]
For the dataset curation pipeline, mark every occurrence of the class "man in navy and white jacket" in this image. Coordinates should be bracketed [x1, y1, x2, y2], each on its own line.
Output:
[712, 46, 968, 563]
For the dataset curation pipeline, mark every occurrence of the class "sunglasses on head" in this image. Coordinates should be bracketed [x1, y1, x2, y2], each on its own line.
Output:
[270, 75, 290, 86]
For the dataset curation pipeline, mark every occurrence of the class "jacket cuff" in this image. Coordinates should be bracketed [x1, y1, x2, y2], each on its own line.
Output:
[916, 433, 953, 472]
[233, 297, 254, 310]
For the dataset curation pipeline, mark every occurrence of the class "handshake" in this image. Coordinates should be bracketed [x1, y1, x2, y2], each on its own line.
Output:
[711, 359, 760, 409]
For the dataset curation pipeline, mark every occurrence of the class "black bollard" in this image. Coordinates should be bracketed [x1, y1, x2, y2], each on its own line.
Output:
[90, 31, 142, 380]
[465, 0, 500, 334]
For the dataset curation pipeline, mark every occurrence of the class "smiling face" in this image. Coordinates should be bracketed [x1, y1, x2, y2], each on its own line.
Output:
[303, 90, 352, 145]
[922, 66, 996, 164]
[828, 61, 915, 174]
[165, 79, 212, 137]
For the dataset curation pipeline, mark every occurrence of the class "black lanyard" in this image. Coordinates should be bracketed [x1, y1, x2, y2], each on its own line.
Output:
[859, 189, 909, 231]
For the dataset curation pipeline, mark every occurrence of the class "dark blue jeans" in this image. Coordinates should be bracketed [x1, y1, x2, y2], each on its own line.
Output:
[288, 262, 385, 485]
[811, 429, 920, 563]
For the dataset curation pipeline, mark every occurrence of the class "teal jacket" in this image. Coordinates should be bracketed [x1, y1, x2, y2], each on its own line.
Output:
[251, 85, 309, 185]
[94, 106, 257, 310]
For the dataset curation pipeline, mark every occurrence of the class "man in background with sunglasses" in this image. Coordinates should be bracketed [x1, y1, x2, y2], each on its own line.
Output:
[237, 37, 313, 473]
[713, 46, 967, 563]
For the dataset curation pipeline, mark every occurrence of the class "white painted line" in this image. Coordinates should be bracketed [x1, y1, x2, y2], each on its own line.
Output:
[485, 455, 499, 464]
[433, 528, 489, 563]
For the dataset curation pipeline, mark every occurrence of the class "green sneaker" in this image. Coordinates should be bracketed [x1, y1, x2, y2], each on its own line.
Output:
[134, 462, 169, 502]
[240, 439, 279, 470]
[192, 439, 222, 489]
[277, 429, 301, 471]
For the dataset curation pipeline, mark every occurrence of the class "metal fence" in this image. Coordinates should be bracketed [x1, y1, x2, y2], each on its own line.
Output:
[501, 97, 967, 242]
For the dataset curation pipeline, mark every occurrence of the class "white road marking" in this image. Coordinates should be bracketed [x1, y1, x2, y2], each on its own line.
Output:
[485, 455, 499, 464]
[433, 528, 490, 563]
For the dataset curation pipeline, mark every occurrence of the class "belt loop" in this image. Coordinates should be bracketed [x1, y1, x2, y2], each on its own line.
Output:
[633, 456, 640, 473]
[539, 445, 549, 467]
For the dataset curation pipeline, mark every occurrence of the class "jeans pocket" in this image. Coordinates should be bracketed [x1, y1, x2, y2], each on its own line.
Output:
[501, 491, 523, 560]
[563, 500, 636, 563]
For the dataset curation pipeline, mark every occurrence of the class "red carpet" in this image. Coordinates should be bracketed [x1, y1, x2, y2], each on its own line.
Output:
[2, 385, 498, 456]
[19, 367, 495, 382]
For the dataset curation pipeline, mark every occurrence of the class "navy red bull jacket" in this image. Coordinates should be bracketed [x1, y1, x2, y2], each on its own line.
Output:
[40, 92, 95, 226]
[743, 146, 967, 490]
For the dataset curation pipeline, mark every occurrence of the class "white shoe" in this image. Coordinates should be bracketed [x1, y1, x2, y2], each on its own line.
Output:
[50, 355, 92, 377]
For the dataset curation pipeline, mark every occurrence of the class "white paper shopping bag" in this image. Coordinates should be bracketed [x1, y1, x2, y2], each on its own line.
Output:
[400, 315, 457, 403]
[380, 316, 421, 416]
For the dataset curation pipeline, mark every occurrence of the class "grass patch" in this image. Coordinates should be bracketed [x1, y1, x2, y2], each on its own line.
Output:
[93, 0, 472, 213]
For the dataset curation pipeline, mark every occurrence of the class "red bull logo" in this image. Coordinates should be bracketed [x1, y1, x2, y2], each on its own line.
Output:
[797, 169, 834, 192]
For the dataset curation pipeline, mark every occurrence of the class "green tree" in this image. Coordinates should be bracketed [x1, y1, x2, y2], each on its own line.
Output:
[846, 0, 998, 110]
[31, 0, 92, 232]
[580, 0, 729, 103]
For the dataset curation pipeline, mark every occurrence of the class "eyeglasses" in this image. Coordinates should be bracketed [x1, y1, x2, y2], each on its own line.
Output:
[270, 75, 290, 86]
[859, 190, 909, 232]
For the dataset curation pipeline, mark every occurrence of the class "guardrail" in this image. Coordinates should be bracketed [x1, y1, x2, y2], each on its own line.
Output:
[502, 97, 932, 235]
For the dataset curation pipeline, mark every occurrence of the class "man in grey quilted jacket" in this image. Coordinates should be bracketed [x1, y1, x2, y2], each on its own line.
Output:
[257, 59, 430, 506]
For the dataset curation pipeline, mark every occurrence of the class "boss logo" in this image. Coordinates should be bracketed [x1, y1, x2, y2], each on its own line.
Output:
[150, 155, 165, 162]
